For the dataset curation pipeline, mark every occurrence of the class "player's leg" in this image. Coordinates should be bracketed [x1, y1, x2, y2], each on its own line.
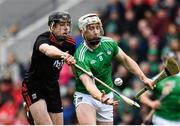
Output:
[76, 103, 96, 124]
[96, 107, 113, 125]
[74, 92, 96, 124]
[22, 83, 52, 124]
[96, 109, 113, 125]
[97, 121, 113, 125]
[96, 92, 113, 125]
[29, 99, 53, 124]
[49, 112, 63, 125]
[23, 102, 35, 124]
[46, 83, 64, 125]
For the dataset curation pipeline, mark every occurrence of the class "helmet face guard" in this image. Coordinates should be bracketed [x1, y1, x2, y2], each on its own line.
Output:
[78, 13, 104, 35]
[78, 13, 103, 45]
[48, 12, 71, 26]
[48, 12, 71, 44]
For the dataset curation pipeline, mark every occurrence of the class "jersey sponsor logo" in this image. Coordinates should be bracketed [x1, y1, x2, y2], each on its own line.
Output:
[74, 95, 83, 105]
[53, 60, 64, 69]
[106, 49, 112, 55]
[32, 93, 37, 100]
[90, 60, 96, 64]
[77, 97, 83, 104]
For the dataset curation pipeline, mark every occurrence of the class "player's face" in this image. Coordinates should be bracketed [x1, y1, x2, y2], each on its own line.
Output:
[84, 23, 101, 40]
[52, 21, 70, 36]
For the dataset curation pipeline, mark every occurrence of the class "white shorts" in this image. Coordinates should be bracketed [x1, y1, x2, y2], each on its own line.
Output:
[152, 114, 180, 125]
[73, 91, 113, 122]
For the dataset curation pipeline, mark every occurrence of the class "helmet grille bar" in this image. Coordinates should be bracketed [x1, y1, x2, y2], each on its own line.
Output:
[82, 14, 97, 20]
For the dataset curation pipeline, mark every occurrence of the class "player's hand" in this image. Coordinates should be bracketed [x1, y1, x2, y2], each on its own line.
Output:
[142, 77, 155, 90]
[101, 90, 118, 105]
[151, 100, 161, 109]
[63, 52, 76, 65]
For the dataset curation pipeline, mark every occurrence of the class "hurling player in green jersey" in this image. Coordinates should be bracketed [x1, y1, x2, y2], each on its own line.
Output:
[140, 52, 180, 125]
[73, 13, 154, 125]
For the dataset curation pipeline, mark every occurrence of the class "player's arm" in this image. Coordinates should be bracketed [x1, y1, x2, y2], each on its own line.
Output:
[39, 43, 65, 58]
[39, 43, 75, 64]
[140, 92, 161, 109]
[79, 73, 116, 105]
[115, 47, 154, 89]
[80, 74, 102, 100]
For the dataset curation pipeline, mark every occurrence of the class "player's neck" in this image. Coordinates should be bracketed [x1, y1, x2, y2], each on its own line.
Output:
[89, 43, 100, 49]
[84, 41, 100, 51]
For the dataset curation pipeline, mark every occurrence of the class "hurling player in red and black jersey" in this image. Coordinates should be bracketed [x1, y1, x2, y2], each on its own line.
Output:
[22, 12, 76, 125]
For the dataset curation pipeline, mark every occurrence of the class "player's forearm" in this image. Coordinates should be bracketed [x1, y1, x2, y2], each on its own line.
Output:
[140, 93, 153, 108]
[80, 74, 102, 101]
[123, 56, 147, 81]
[39, 44, 65, 58]
[86, 84, 102, 101]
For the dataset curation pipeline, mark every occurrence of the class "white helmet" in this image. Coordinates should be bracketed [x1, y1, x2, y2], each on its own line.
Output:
[78, 13, 104, 35]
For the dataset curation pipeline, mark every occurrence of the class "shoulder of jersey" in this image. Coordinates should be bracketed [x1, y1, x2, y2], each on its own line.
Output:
[39, 31, 50, 37]
[101, 36, 114, 43]
[76, 43, 86, 52]
[75, 44, 88, 62]
[76, 42, 84, 48]
[66, 36, 76, 45]
[36, 32, 49, 40]
[35, 32, 49, 41]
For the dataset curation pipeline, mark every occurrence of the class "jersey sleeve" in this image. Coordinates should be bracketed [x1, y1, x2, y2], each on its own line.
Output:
[109, 39, 119, 56]
[113, 41, 119, 56]
[35, 36, 49, 51]
[101, 37, 119, 56]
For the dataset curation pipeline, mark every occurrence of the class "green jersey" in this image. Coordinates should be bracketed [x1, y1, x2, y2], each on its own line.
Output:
[74, 36, 119, 94]
[153, 73, 180, 121]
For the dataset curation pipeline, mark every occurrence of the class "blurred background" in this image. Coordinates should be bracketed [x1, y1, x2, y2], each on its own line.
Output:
[0, 0, 179, 124]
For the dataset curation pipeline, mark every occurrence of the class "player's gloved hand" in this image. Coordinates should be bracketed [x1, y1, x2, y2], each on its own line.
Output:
[62, 52, 76, 65]
[101, 90, 118, 105]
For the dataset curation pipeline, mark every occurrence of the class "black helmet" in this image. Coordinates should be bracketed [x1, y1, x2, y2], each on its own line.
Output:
[48, 12, 71, 26]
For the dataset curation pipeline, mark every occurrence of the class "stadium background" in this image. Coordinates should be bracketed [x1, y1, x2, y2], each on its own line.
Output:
[0, 0, 179, 124]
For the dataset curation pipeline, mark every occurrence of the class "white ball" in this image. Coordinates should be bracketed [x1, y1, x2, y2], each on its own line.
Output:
[114, 78, 123, 86]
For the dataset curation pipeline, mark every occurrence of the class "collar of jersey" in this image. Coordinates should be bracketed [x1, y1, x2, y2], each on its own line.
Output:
[83, 40, 101, 52]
